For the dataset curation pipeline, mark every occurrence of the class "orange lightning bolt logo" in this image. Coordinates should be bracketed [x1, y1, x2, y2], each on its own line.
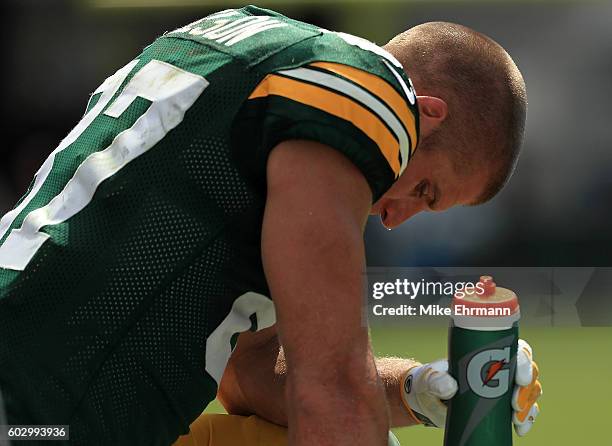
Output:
[483, 359, 507, 386]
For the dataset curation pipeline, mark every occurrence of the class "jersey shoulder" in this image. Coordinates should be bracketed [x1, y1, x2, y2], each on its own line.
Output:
[281, 28, 417, 100]
[160, 7, 420, 201]
[160, 6, 321, 67]
[243, 30, 420, 200]
[267, 29, 420, 169]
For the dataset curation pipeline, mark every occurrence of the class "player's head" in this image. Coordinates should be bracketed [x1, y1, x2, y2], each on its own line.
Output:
[373, 22, 527, 229]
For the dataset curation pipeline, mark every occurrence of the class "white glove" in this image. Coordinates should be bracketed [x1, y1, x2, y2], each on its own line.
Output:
[400, 339, 542, 436]
[400, 359, 457, 428]
[512, 339, 542, 436]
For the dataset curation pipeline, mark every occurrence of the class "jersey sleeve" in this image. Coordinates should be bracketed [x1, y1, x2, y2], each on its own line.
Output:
[232, 49, 419, 202]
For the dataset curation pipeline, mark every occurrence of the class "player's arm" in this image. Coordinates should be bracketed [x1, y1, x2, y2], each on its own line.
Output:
[219, 319, 542, 433]
[259, 139, 388, 446]
[219, 327, 421, 428]
[223, 53, 423, 431]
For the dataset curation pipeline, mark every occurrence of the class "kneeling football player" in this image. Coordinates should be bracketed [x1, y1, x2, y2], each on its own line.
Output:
[0, 7, 540, 446]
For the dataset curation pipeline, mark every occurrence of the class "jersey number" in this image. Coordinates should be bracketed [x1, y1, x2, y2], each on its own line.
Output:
[0, 60, 209, 271]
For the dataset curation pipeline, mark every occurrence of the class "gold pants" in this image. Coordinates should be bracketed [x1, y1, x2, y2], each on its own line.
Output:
[173, 414, 287, 446]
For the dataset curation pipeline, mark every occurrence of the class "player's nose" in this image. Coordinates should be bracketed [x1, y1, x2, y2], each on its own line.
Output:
[380, 199, 428, 229]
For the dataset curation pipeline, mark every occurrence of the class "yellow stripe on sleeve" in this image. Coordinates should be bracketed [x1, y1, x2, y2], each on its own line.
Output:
[249, 74, 402, 176]
[309, 61, 418, 154]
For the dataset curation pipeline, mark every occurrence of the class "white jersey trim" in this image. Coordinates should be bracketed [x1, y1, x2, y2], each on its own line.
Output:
[278, 66, 410, 174]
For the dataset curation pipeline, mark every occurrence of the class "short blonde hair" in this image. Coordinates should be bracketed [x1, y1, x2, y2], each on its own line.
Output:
[385, 22, 527, 203]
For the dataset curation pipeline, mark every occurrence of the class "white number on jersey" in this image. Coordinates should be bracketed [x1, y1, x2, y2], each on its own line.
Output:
[0, 60, 209, 271]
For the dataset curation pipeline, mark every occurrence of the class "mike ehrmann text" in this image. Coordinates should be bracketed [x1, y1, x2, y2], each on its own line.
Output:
[372, 304, 511, 317]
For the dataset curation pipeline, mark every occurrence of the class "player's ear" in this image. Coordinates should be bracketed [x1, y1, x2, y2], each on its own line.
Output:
[417, 96, 448, 139]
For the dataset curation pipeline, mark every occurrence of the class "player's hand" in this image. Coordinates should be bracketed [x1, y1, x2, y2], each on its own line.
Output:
[512, 339, 542, 436]
[400, 359, 457, 428]
[401, 339, 542, 434]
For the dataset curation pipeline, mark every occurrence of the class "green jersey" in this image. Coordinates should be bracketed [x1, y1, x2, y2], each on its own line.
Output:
[0, 6, 419, 446]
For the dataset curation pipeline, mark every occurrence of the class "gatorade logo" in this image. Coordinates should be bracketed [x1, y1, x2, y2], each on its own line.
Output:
[467, 347, 511, 398]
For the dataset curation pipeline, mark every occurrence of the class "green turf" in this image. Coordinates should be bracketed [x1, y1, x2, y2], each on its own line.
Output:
[205, 326, 612, 445]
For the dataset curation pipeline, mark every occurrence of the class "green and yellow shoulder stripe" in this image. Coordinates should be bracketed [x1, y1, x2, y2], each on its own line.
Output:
[235, 32, 420, 201]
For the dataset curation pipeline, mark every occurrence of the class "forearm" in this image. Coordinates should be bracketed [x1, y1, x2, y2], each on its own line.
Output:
[220, 333, 420, 429]
[376, 356, 421, 427]
[285, 340, 388, 446]
[287, 354, 420, 429]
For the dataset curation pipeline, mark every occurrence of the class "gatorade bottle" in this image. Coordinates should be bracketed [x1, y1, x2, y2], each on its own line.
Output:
[444, 276, 520, 446]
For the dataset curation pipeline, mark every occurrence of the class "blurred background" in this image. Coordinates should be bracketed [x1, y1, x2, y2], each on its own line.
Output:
[1, 0, 611, 268]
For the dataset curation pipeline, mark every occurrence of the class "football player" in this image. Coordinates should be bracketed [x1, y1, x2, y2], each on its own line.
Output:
[0, 6, 540, 446]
